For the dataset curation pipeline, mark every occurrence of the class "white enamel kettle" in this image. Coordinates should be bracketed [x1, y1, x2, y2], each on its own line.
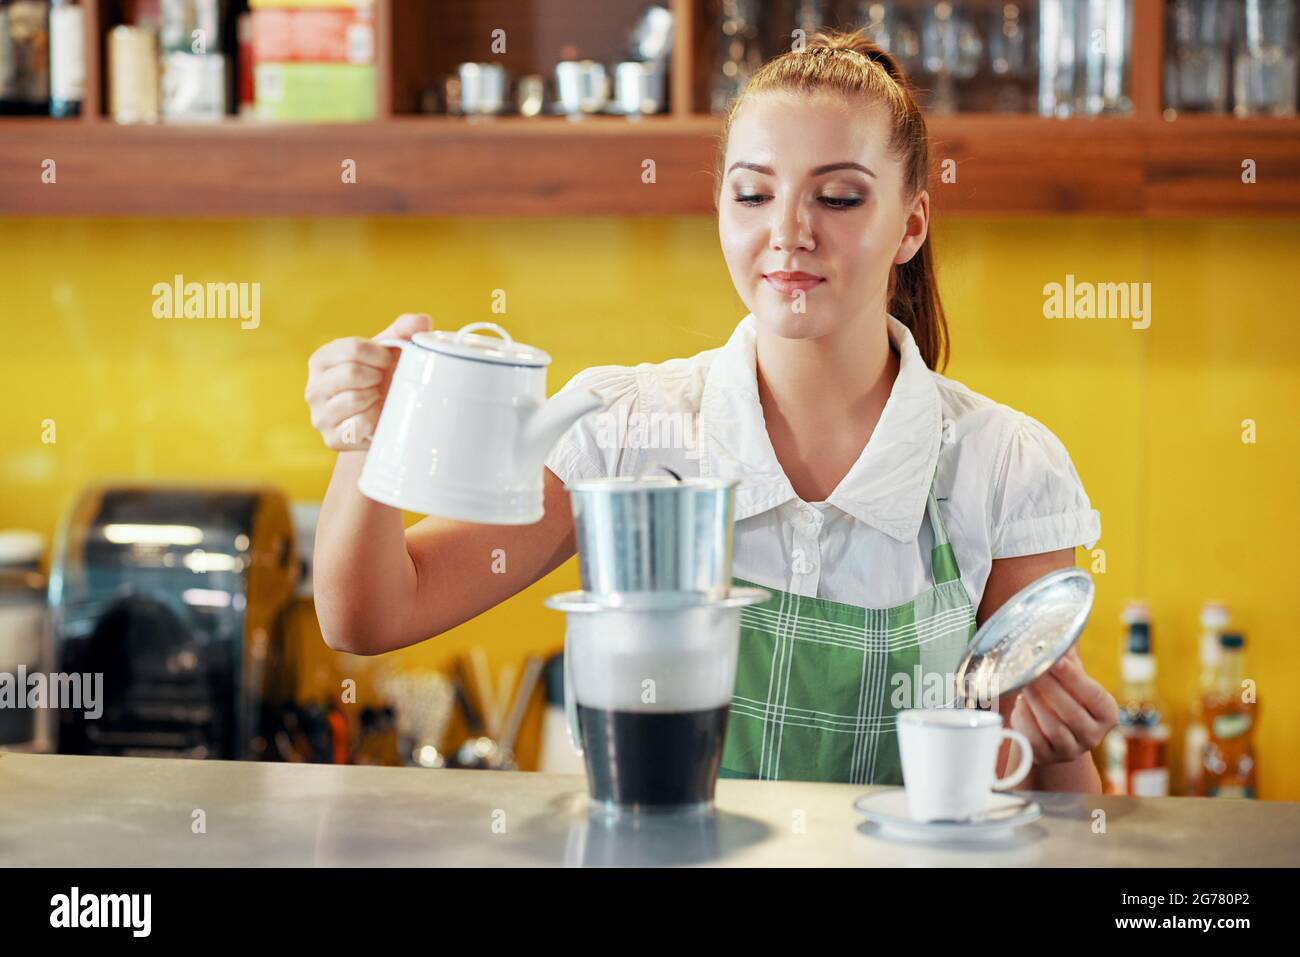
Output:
[358, 322, 606, 524]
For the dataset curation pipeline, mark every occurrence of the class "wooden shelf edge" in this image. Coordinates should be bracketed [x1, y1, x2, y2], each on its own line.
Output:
[1, 115, 1297, 217]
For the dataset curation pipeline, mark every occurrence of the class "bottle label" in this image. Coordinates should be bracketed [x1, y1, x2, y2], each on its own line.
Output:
[1213, 713, 1252, 740]
[1130, 767, 1170, 797]
[1103, 729, 1127, 793]
[1209, 785, 1254, 799]
[1183, 722, 1208, 793]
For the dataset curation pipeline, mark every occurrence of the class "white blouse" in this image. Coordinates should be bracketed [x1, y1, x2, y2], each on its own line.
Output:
[544, 313, 1101, 614]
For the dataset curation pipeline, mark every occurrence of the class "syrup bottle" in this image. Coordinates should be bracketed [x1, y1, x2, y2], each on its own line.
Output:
[1200, 632, 1257, 799]
[1182, 601, 1228, 795]
[1104, 604, 1170, 796]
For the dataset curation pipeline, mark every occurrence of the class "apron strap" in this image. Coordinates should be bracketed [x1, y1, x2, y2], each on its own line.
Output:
[924, 475, 962, 586]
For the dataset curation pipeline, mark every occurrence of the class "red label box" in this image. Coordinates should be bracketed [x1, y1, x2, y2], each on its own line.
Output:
[251, 8, 375, 64]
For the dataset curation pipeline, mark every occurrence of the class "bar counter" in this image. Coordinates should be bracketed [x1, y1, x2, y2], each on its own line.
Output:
[2, 753, 1297, 867]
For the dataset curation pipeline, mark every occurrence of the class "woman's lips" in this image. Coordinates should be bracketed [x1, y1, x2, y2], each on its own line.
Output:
[764, 272, 824, 295]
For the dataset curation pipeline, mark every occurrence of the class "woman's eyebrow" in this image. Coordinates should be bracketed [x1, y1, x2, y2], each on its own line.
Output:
[726, 161, 876, 179]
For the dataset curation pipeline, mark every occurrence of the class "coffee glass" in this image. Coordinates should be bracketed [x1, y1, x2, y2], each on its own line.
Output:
[896, 708, 1033, 822]
[544, 588, 767, 815]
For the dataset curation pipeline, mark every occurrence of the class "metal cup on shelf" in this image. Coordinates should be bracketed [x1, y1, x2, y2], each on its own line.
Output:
[555, 60, 609, 115]
[612, 60, 666, 115]
[457, 62, 507, 115]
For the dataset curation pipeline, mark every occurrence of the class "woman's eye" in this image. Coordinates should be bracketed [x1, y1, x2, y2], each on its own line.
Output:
[731, 194, 863, 209]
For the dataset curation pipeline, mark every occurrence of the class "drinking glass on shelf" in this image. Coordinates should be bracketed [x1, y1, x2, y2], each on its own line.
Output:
[712, 0, 765, 113]
[918, 1, 983, 113]
[1080, 0, 1132, 114]
[1234, 0, 1298, 116]
[794, 0, 824, 40]
[1165, 0, 1235, 114]
[987, 2, 1032, 112]
[1039, 0, 1081, 116]
[856, 1, 922, 78]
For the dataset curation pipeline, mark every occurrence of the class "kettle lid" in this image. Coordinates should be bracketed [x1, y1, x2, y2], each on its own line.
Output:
[413, 322, 551, 367]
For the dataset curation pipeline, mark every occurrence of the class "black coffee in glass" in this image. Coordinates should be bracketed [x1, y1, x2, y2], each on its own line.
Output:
[576, 703, 730, 810]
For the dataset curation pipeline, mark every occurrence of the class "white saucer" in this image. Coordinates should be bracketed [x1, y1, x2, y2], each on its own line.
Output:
[853, 789, 1041, 842]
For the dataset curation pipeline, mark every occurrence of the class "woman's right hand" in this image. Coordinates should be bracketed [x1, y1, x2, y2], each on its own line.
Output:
[305, 313, 432, 451]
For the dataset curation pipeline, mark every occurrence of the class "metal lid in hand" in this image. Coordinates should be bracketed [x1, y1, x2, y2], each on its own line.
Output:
[953, 567, 1095, 708]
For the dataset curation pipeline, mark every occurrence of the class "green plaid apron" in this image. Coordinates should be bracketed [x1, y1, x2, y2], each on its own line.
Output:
[719, 476, 976, 785]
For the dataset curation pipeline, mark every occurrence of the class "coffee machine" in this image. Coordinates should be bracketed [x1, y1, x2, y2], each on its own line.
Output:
[48, 483, 300, 760]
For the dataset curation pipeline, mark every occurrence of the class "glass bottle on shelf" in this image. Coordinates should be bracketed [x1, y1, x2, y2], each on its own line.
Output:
[1199, 632, 1258, 798]
[1103, 603, 1171, 796]
[48, 0, 81, 117]
[1182, 601, 1228, 795]
[0, 0, 51, 116]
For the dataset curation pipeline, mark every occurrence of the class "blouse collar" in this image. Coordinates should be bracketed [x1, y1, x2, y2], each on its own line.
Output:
[698, 312, 942, 542]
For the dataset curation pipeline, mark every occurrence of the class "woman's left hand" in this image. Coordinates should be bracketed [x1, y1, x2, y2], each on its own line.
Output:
[1010, 646, 1120, 765]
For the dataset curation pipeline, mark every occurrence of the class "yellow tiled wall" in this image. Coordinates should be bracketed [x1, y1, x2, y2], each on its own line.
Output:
[1, 216, 1296, 798]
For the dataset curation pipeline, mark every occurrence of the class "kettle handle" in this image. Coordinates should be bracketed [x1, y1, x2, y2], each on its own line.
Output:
[455, 322, 513, 345]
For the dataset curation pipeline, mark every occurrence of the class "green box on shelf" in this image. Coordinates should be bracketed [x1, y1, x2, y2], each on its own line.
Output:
[254, 63, 376, 122]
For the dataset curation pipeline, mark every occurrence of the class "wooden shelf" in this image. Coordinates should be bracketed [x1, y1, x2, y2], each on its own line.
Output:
[2, 114, 1297, 217]
[1, 0, 1298, 217]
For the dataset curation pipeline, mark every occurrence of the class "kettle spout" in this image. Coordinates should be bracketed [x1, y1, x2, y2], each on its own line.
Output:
[519, 387, 607, 473]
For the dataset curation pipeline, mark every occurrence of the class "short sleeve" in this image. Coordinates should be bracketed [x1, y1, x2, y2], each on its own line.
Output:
[989, 413, 1101, 558]
[543, 365, 640, 486]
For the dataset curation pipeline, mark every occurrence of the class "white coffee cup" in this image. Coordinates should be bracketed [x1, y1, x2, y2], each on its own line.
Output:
[896, 708, 1033, 822]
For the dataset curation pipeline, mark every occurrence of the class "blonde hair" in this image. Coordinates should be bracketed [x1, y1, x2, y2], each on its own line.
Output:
[712, 27, 949, 370]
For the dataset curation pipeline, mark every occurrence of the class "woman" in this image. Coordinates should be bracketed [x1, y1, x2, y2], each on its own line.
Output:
[304, 30, 1118, 792]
